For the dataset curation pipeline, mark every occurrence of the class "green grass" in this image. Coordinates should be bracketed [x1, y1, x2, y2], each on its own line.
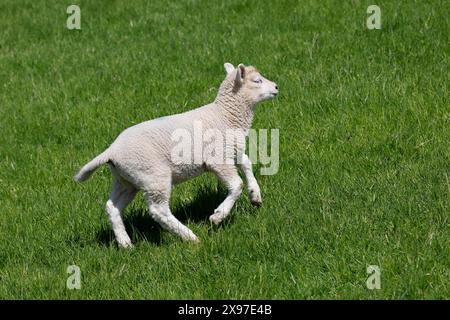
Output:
[0, 0, 448, 299]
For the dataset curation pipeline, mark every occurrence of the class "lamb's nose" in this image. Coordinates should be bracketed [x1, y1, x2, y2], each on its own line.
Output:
[275, 85, 278, 90]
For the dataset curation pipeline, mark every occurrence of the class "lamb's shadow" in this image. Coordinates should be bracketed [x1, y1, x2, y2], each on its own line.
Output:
[96, 187, 229, 247]
[174, 187, 228, 224]
[96, 209, 163, 246]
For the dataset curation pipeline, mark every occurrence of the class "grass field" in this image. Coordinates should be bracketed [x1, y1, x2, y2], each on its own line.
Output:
[0, 0, 448, 299]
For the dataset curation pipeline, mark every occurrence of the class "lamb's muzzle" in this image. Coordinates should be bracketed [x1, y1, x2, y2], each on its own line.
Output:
[74, 62, 278, 248]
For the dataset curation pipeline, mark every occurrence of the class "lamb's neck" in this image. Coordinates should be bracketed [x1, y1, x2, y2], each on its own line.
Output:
[214, 93, 255, 131]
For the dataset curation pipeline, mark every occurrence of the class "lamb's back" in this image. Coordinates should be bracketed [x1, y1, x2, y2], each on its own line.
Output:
[107, 103, 222, 169]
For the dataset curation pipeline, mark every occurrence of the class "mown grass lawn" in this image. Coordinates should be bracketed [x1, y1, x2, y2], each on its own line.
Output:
[0, 0, 448, 299]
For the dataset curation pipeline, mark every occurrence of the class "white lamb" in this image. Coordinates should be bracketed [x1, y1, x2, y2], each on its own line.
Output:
[74, 62, 278, 248]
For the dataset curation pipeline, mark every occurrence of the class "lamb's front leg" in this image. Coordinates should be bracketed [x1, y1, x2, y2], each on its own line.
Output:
[209, 166, 243, 225]
[238, 154, 262, 206]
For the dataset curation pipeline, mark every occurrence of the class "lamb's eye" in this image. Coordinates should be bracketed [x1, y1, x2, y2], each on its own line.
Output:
[253, 77, 262, 84]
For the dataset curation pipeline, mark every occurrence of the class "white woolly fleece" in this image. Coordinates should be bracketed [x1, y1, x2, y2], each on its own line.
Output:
[75, 62, 278, 247]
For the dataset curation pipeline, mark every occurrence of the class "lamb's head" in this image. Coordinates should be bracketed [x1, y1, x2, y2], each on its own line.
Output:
[221, 62, 278, 104]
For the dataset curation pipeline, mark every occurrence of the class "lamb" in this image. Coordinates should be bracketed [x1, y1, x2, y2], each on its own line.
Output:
[74, 62, 278, 248]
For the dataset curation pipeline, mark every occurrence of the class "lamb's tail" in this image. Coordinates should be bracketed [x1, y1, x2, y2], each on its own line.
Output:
[74, 149, 110, 183]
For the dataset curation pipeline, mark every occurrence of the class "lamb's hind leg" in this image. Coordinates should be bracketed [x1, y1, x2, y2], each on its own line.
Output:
[143, 178, 199, 242]
[105, 179, 137, 248]
[209, 165, 243, 225]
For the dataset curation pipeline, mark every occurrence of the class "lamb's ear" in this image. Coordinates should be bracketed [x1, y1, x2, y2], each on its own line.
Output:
[224, 62, 235, 75]
[235, 64, 246, 84]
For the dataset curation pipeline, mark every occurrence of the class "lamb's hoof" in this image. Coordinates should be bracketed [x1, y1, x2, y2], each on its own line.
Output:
[209, 212, 223, 225]
[185, 234, 200, 243]
[249, 190, 262, 207]
[118, 241, 134, 249]
[191, 236, 200, 244]
[251, 199, 262, 207]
